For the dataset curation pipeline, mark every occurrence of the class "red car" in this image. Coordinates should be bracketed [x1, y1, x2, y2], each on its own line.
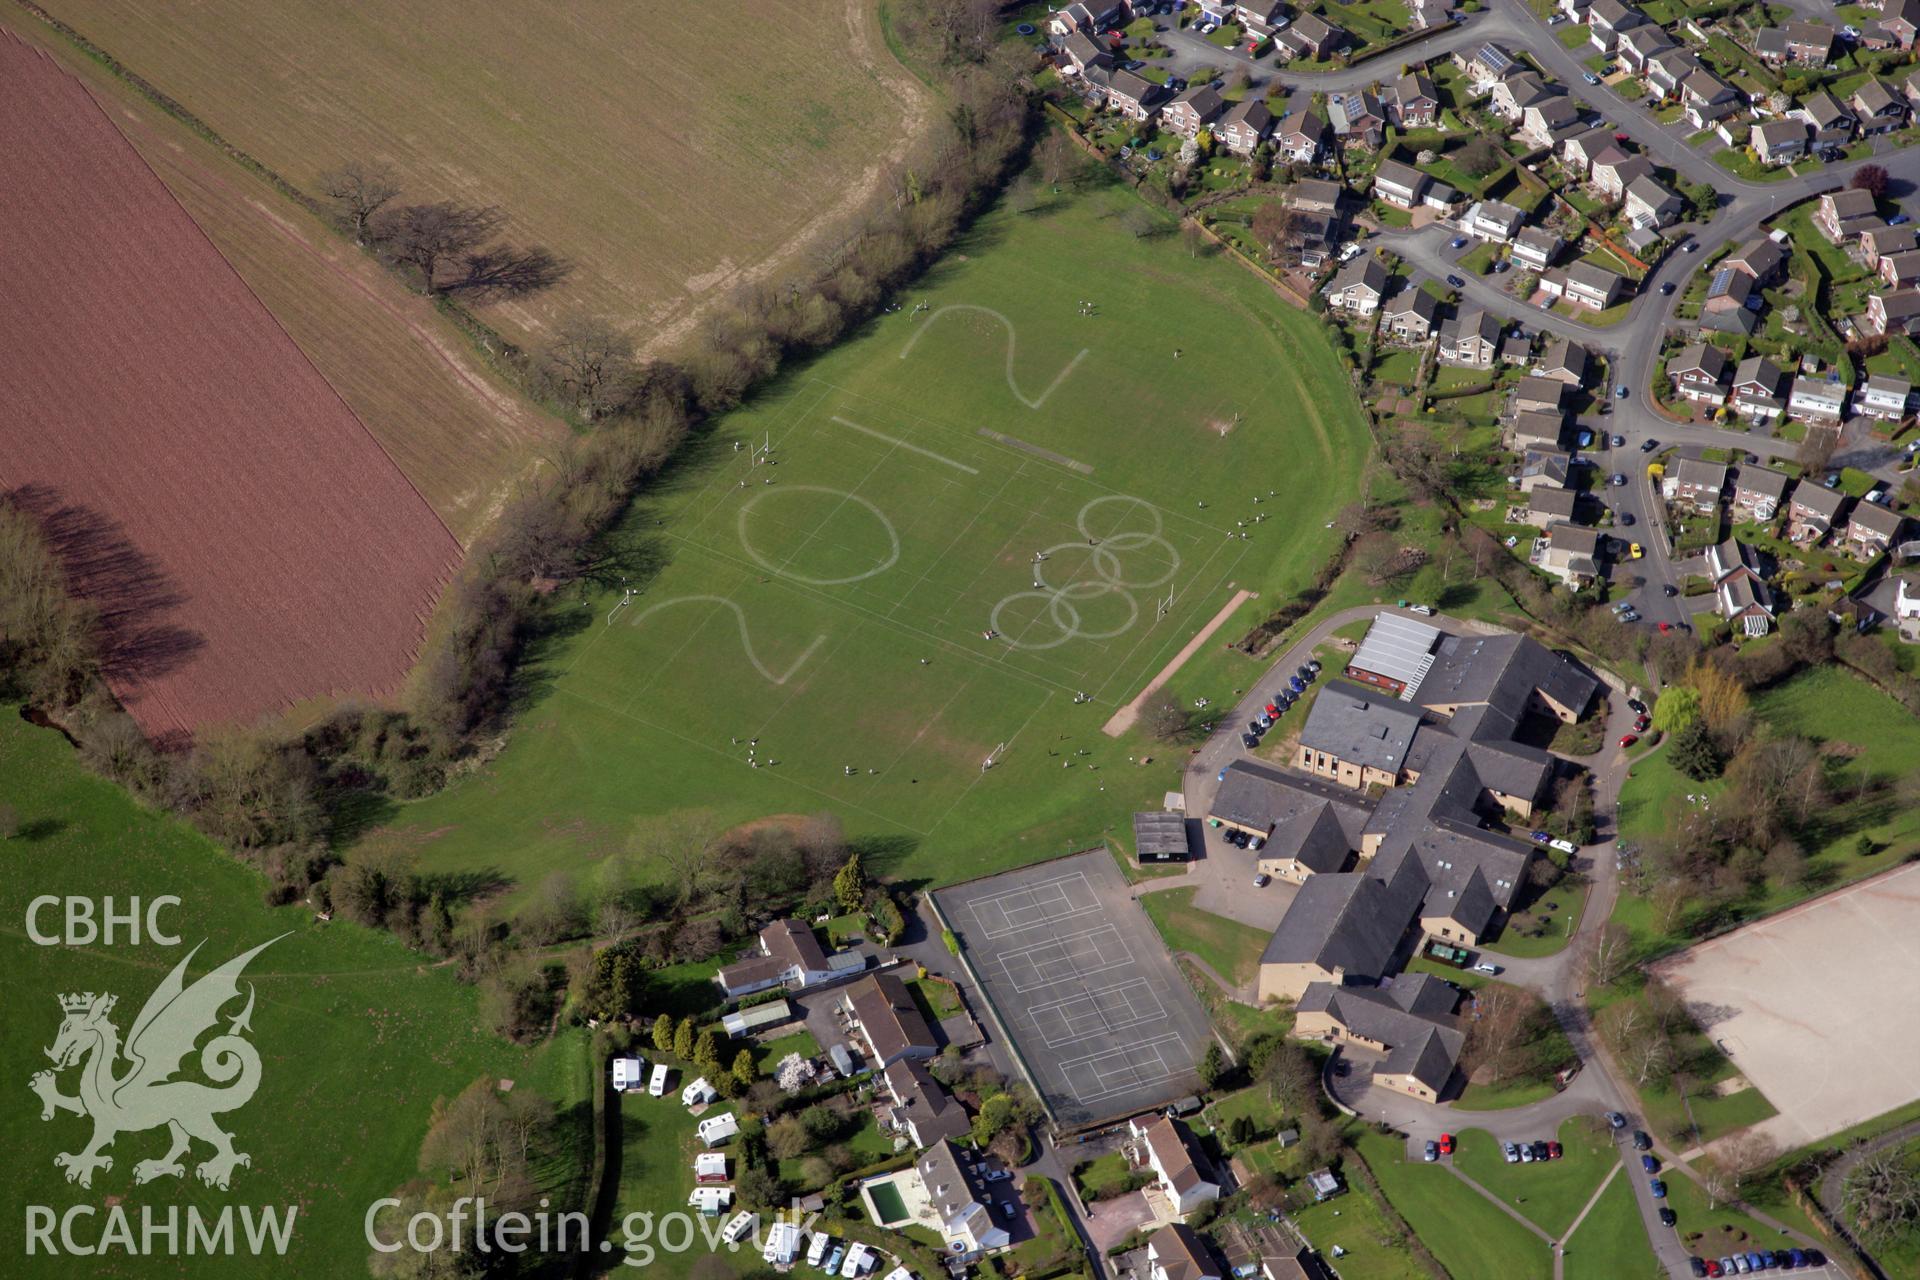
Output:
[1657, 621, 1673, 633]
[1633, 714, 1651, 733]
[1706, 1260, 1723, 1276]
[1547, 1141, 1563, 1159]
[1439, 1133, 1455, 1155]
[1620, 733, 1639, 748]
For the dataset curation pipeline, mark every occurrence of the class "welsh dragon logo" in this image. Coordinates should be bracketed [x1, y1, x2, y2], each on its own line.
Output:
[30, 935, 285, 1191]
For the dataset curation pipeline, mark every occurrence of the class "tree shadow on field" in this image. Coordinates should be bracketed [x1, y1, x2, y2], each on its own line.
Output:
[7, 484, 204, 685]
[849, 833, 920, 880]
[411, 866, 513, 906]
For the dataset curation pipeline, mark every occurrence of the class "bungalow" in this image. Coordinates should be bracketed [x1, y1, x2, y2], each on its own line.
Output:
[1512, 225, 1563, 272]
[1327, 89, 1388, 149]
[1881, 248, 1920, 289]
[1586, 0, 1647, 52]
[1518, 448, 1577, 492]
[1128, 1115, 1222, 1217]
[1509, 409, 1571, 451]
[1537, 337, 1591, 385]
[1860, 373, 1912, 419]
[1732, 465, 1790, 521]
[1438, 308, 1502, 367]
[1852, 78, 1908, 133]
[1162, 83, 1226, 139]
[1515, 375, 1571, 416]
[1705, 539, 1776, 636]
[1667, 342, 1730, 403]
[840, 973, 938, 1069]
[912, 1141, 1010, 1261]
[1725, 236, 1788, 285]
[1750, 119, 1809, 166]
[1669, 456, 1728, 513]
[715, 919, 851, 997]
[1372, 158, 1430, 209]
[1289, 177, 1345, 214]
[1274, 108, 1329, 164]
[1795, 90, 1856, 145]
[1560, 126, 1614, 176]
[1590, 150, 1653, 201]
[1393, 72, 1440, 128]
[1814, 188, 1879, 243]
[1624, 174, 1683, 228]
[1382, 287, 1442, 342]
[1787, 375, 1847, 423]
[1787, 479, 1846, 543]
[1847, 500, 1908, 559]
[1540, 522, 1604, 585]
[1462, 199, 1526, 244]
[1277, 12, 1344, 59]
[1409, 0, 1453, 29]
[1325, 255, 1390, 313]
[1218, 98, 1277, 154]
[1525, 485, 1581, 527]
[1867, 289, 1920, 337]
[1732, 355, 1786, 421]
[1103, 69, 1165, 122]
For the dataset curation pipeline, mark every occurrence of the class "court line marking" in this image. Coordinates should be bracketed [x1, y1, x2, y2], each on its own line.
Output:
[1057, 1033, 1187, 1103]
[832, 415, 979, 475]
[970, 873, 1100, 937]
[1030, 978, 1168, 1048]
[998, 925, 1135, 993]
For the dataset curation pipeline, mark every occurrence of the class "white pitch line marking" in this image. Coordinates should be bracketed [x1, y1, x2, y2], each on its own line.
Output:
[831, 415, 979, 475]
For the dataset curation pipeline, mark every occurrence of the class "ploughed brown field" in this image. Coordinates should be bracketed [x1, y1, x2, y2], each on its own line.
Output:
[0, 30, 462, 741]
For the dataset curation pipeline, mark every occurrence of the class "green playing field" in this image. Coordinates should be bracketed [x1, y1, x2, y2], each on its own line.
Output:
[363, 184, 1372, 902]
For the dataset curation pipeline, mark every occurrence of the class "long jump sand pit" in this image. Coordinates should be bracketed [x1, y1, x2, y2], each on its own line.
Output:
[1654, 862, 1920, 1148]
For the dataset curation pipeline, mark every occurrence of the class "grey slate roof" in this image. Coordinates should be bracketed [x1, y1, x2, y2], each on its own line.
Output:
[1209, 759, 1374, 838]
[1297, 680, 1424, 773]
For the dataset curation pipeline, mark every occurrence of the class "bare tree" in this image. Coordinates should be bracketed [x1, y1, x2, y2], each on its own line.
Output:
[1843, 1150, 1920, 1243]
[1701, 1164, 1735, 1211]
[1583, 922, 1633, 988]
[378, 201, 508, 292]
[629, 809, 720, 905]
[1251, 201, 1305, 261]
[542, 318, 636, 422]
[1796, 425, 1839, 477]
[319, 161, 400, 244]
[1717, 1132, 1779, 1191]
[1463, 983, 1531, 1084]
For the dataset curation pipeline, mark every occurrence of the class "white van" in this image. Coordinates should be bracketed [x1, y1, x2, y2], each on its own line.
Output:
[649, 1063, 671, 1097]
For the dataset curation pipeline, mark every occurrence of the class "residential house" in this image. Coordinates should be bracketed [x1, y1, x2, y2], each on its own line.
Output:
[1624, 174, 1683, 228]
[881, 1058, 969, 1148]
[840, 973, 938, 1069]
[1788, 374, 1848, 423]
[1277, 12, 1344, 59]
[1669, 457, 1728, 512]
[1409, 0, 1453, 29]
[1860, 373, 1912, 419]
[1295, 975, 1464, 1102]
[1537, 337, 1591, 384]
[1103, 69, 1165, 122]
[1815, 188, 1879, 243]
[1847, 499, 1908, 559]
[1681, 69, 1740, 126]
[1060, 31, 1114, 74]
[1853, 78, 1908, 133]
[1289, 177, 1344, 214]
[1382, 287, 1442, 342]
[1586, 0, 1646, 52]
[1726, 236, 1788, 284]
[1509, 409, 1570, 451]
[1372, 158, 1431, 209]
[1881, 248, 1920, 289]
[1217, 98, 1276, 154]
[1525, 485, 1581, 527]
[1668, 342, 1730, 403]
[912, 1141, 1010, 1260]
[1868, 288, 1920, 336]
[1512, 225, 1564, 272]
[1517, 448, 1577, 492]
[1618, 23, 1676, 70]
[1732, 465, 1790, 521]
[715, 919, 848, 997]
[1732, 354, 1786, 421]
[1438, 307, 1502, 367]
[1881, 0, 1920, 47]
[1787, 478, 1846, 542]
[1552, 260, 1627, 310]
[1560, 126, 1614, 175]
[1646, 46, 1700, 97]
[1129, 1116, 1222, 1217]
[1162, 83, 1226, 139]
[1786, 20, 1838, 64]
[1143, 1225, 1221, 1280]
[1047, 2, 1099, 37]
[1462, 199, 1526, 243]
[1327, 88, 1388, 148]
[1751, 119, 1809, 165]
[1393, 72, 1440, 127]
[1862, 223, 1920, 268]
[1515, 375, 1571, 416]
[1705, 539, 1776, 635]
[1236, 0, 1292, 37]
[1274, 108, 1329, 163]
[1539, 522, 1604, 585]
[1522, 96, 1584, 147]
[1590, 149, 1653, 201]
[1490, 71, 1554, 121]
[1325, 255, 1390, 313]
[1264, 1250, 1338, 1280]
[1795, 90, 1856, 146]
[1458, 41, 1518, 89]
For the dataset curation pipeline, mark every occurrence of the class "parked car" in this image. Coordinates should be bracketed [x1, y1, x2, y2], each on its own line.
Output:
[1439, 1133, 1454, 1155]
[1493, 260, 1510, 273]
[1660, 1207, 1678, 1228]
[1547, 1141, 1562, 1160]
[1641, 438, 1659, 452]
[1609, 472, 1628, 486]
[1253, 873, 1272, 888]
[1642, 1154, 1661, 1174]
[1473, 961, 1502, 975]
[1606, 1112, 1627, 1130]
[1627, 698, 1647, 714]
[1450, 236, 1469, 249]
[1615, 386, 1630, 399]
[1660, 281, 1675, 295]
[1891, 213, 1910, 226]
[1529, 830, 1552, 844]
[1583, 71, 1600, 84]
[1306, 659, 1322, 674]
[1446, 273, 1467, 288]
[1611, 435, 1625, 448]
[1634, 714, 1651, 733]
[1650, 1179, 1667, 1198]
[1662, 583, 1678, 597]
[1520, 1143, 1536, 1162]
[1633, 1130, 1652, 1151]
[1424, 1140, 1439, 1161]
[1504, 1142, 1521, 1162]
[1531, 1141, 1550, 1161]
[1620, 733, 1639, 748]
[1619, 512, 1635, 526]
[1689, 1258, 1707, 1277]
[1241, 732, 1259, 748]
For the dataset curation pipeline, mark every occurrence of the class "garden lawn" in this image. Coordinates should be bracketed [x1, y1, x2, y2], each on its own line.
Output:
[1356, 1130, 1552, 1280]
[354, 180, 1371, 914]
[1139, 887, 1271, 986]
[610, 1088, 715, 1276]
[1073, 1152, 1138, 1199]
[1451, 1118, 1615, 1237]
[1562, 1168, 1664, 1279]
[1291, 1185, 1429, 1280]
